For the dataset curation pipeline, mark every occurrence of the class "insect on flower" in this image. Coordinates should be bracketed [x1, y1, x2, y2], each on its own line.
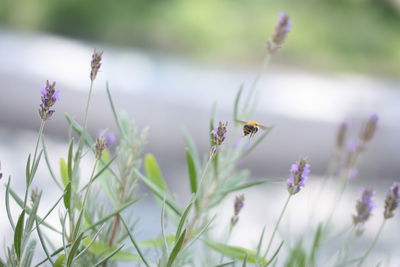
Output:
[236, 120, 269, 138]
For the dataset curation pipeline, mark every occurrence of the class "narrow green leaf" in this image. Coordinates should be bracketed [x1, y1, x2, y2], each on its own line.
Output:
[134, 169, 181, 216]
[181, 128, 201, 173]
[26, 154, 31, 185]
[204, 239, 268, 265]
[5, 176, 15, 229]
[161, 196, 168, 252]
[76, 224, 105, 261]
[63, 182, 71, 213]
[106, 84, 122, 134]
[25, 191, 42, 236]
[42, 139, 63, 190]
[21, 239, 36, 267]
[31, 194, 64, 234]
[54, 254, 66, 267]
[31, 151, 43, 180]
[265, 241, 283, 267]
[67, 140, 74, 180]
[82, 238, 139, 261]
[186, 216, 216, 249]
[144, 154, 168, 192]
[255, 226, 266, 266]
[120, 217, 151, 267]
[59, 158, 69, 187]
[140, 235, 175, 248]
[166, 229, 186, 267]
[221, 178, 282, 195]
[65, 114, 94, 148]
[9, 189, 61, 234]
[14, 210, 25, 260]
[66, 232, 84, 267]
[175, 199, 194, 241]
[84, 195, 145, 232]
[33, 243, 72, 267]
[185, 148, 197, 194]
[233, 84, 244, 124]
[309, 223, 324, 265]
[93, 245, 125, 266]
[35, 215, 55, 266]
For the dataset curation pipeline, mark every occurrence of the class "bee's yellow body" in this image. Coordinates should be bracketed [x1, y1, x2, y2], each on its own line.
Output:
[236, 120, 268, 137]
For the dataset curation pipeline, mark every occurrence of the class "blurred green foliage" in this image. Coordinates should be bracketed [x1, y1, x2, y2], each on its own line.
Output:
[1, 0, 400, 75]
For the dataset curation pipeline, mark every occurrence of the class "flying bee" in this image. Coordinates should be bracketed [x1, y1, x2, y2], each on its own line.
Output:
[236, 120, 269, 137]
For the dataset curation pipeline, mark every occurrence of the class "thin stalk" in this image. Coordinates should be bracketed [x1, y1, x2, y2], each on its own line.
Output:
[357, 220, 386, 267]
[23, 120, 45, 211]
[243, 53, 271, 117]
[73, 81, 94, 178]
[72, 160, 98, 240]
[219, 224, 234, 263]
[264, 194, 292, 258]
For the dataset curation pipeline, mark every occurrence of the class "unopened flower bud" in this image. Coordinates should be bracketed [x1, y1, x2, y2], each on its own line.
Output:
[95, 136, 107, 160]
[90, 50, 103, 81]
[267, 13, 292, 54]
[211, 121, 228, 154]
[336, 121, 348, 151]
[384, 182, 400, 219]
[230, 194, 245, 226]
[360, 114, 378, 143]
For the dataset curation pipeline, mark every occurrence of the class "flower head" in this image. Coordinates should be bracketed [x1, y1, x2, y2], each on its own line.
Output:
[287, 158, 310, 195]
[98, 129, 117, 147]
[95, 135, 107, 160]
[360, 114, 378, 143]
[336, 121, 349, 151]
[231, 194, 245, 226]
[211, 121, 228, 154]
[38, 80, 59, 120]
[384, 182, 400, 219]
[353, 188, 375, 227]
[90, 50, 103, 81]
[267, 12, 292, 54]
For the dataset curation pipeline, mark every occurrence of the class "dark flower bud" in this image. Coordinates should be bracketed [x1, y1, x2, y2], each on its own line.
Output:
[38, 80, 59, 120]
[90, 50, 103, 81]
[231, 194, 245, 226]
[360, 114, 378, 143]
[287, 159, 310, 195]
[95, 136, 107, 160]
[384, 182, 400, 219]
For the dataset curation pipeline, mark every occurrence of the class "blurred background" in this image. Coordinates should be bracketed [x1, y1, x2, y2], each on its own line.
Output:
[0, 0, 400, 265]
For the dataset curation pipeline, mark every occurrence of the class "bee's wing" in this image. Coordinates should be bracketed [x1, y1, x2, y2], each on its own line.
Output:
[258, 124, 269, 130]
[235, 120, 248, 125]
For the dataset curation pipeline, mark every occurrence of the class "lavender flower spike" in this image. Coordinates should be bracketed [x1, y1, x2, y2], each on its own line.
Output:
[38, 80, 59, 120]
[384, 182, 400, 219]
[267, 12, 292, 54]
[95, 135, 107, 160]
[90, 49, 103, 81]
[211, 121, 228, 154]
[287, 159, 310, 195]
[360, 113, 378, 143]
[353, 188, 375, 227]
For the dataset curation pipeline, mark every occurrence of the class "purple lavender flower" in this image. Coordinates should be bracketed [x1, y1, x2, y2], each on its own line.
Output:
[360, 114, 378, 143]
[231, 194, 245, 226]
[90, 50, 103, 81]
[98, 129, 117, 147]
[384, 182, 400, 219]
[287, 159, 310, 195]
[38, 80, 59, 120]
[211, 121, 228, 154]
[353, 188, 375, 226]
[267, 12, 292, 54]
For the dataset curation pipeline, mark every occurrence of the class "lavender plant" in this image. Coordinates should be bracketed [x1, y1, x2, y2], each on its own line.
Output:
[1, 11, 398, 267]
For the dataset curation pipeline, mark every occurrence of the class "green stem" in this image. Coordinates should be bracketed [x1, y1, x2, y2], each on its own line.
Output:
[357, 220, 386, 267]
[264, 194, 292, 258]
[72, 160, 98, 240]
[23, 120, 45, 210]
[73, 81, 94, 178]
[243, 52, 271, 117]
